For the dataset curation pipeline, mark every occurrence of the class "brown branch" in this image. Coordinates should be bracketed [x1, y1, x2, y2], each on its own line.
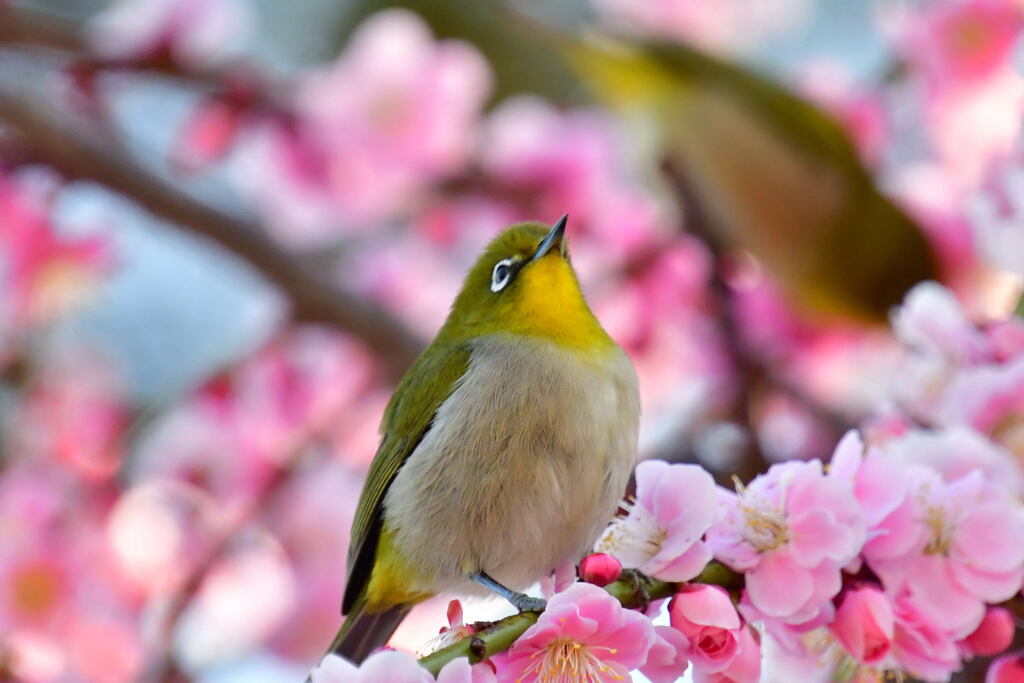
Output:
[0, 79, 424, 380]
[0, 4, 279, 104]
[0, 5, 84, 53]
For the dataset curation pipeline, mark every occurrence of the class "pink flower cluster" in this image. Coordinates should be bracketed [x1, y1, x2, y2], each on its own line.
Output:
[315, 581, 757, 683]
[240, 9, 492, 241]
[0, 169, 110, 359]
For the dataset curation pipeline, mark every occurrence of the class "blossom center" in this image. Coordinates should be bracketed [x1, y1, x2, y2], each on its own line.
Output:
[696, 627, 731, 658]
[594, 501, 665, 566]
[518, 637, 623, 683]
[949, 17, 990, 57]
[992, 412, 1024, 458]
[741, 504, 789, 551]
[922, 505, 954, 556]
[10, 562, 64, 618]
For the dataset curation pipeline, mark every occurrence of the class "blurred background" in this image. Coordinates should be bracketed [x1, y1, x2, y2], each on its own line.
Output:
[1, 0, 1022, 680]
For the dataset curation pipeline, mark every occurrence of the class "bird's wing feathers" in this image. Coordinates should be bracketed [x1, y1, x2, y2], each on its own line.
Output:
[342, 341, 471, 613]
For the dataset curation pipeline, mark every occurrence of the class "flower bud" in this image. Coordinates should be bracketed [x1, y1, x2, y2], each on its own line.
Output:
[578, 553, 622, 586]
[987, 652, 1024, 683]
[829, 586, 894, 665]
[669, 584, 742, 673]
[965, 607, 1015, 657]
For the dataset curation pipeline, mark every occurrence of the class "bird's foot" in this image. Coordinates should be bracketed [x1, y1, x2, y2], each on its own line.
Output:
[509, 593, 547, 613]
[470, 571, 546, 612]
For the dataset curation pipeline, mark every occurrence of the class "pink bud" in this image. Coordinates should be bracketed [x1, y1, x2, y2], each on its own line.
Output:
[669, 584, 742, 674]
[696, 625, 761, 683]
[172, 98, 244, 172]
[578, 553, 622, 587]
[829, 586, 894, 666]
[965, 607, 1015, 657]
[987, 652, 1024, 683]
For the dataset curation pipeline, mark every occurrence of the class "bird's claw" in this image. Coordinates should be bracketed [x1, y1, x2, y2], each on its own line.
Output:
[510, 594, 547, 613]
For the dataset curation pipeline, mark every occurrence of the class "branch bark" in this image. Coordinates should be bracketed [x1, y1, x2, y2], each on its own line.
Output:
[0, 5, 84, 52]
[0, 77, 424, 380]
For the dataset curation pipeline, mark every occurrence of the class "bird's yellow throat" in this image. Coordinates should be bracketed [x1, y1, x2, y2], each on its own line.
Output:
[497, 254, 614, 353]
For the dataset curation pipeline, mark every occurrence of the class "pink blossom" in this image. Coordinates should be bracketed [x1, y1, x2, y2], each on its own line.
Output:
[706, 459, 865, 624]
[969, 140, 1024, 275]
[311, 651, 429, 683]
[692, 625, 761, 683]
[434, 657, 499, 683]
[669, 584, 743, 673]
[7, 344, 127, 481]
[246, 10, 490, 239]
[828, 586, 894, 666]
[172, 95, 247, 172]
[175, 532, 297, 669]
[889, 282, 1005, 419]
[963, 606, 1015, 657]
[641, 625, 690, 683]
[891, 282, 991, 367]
[478, 97, 669, 268]
[417, 599, 482, 657]
[891, 593, 962, 681]
[0, 171, 110, 335]
[105, 481, 217, 596]
[68, 617, 144, 683]
[899, 0, 1022, 92]
[311, 651, 496, 683]
[578, 553, 623, 587]
[935, 357, 1024, 463]
[864, 466, 1024, 636]
[595, 460, 718, 582]
[1, 554, 71, 631]
[498, 582, 657, 682]
[987, 652, 1024, 683]
[827, 430, 908, 531]
[925, 68, 1024, 185]
[877, 426, 1024, 497]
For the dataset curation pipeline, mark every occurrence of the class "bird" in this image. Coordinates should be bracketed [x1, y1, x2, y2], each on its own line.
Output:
[325, 215, 640, 664]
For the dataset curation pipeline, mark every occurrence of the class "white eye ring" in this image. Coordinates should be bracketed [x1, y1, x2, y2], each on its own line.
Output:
[491, 258, 515, 292]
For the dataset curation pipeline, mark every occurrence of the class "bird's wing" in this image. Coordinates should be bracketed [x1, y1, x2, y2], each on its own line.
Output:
[342, 341, 471, 613]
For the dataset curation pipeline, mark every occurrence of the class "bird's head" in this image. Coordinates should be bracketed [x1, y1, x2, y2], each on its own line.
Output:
[443, 216, 613, 351]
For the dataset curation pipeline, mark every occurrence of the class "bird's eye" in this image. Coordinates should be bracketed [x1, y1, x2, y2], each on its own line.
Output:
[491, 258, 515, 292]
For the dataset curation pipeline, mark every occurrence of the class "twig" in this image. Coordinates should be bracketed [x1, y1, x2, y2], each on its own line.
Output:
[0, 79, 424, 380]
[416, 561, 742, 675]
[0, 5, 261, 95]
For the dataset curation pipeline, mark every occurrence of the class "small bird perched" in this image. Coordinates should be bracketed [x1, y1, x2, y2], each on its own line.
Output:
[326, 215, 640, 663]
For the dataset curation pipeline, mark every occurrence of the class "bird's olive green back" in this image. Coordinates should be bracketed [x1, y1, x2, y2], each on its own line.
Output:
[343, 341, 470, 613]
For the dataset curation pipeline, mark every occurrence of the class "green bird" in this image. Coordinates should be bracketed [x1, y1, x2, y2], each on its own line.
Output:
[565, 38, 939, 323]
[326, 216, 641, 663]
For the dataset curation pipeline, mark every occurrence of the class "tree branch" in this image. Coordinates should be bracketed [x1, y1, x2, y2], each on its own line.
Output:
[0, 78, 424, 380]
[416, 561, 743, 676]
[0, 5, 84, 53]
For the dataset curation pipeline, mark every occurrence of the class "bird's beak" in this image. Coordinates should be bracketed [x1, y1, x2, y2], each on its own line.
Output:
[532, 214, 569, 262]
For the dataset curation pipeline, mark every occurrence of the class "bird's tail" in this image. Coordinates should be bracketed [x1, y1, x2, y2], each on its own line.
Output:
[326, 602, 411, 665]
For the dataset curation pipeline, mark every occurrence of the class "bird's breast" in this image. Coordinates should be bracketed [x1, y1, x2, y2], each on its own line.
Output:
[382, 334, 640, 594]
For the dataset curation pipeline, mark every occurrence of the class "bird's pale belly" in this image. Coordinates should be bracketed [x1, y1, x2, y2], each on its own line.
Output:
[381, 334, 640, 597]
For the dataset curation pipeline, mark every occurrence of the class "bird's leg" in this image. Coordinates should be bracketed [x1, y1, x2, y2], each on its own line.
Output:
[470, 571, 546, 612]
